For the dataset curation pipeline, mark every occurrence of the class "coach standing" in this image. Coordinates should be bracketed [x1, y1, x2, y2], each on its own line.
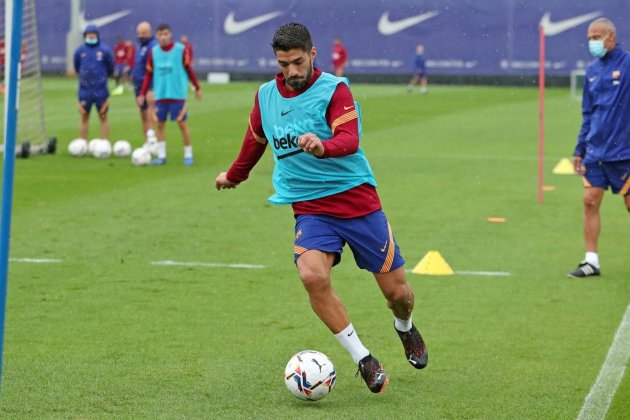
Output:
[132, 21, 157, 144]
[74, 24, 113, 141]
[569, 17, 630, 278]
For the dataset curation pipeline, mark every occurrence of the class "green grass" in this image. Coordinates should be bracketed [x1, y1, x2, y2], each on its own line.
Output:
[0, 78, 628, 418]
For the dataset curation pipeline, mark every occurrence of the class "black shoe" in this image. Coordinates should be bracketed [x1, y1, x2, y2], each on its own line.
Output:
[357, 354, 389, 393]
[396, 324, 428, 369]
[567, 261, 600, 278]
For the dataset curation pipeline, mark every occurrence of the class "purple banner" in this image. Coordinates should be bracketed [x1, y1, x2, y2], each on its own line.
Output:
[37, 0, 629, 76]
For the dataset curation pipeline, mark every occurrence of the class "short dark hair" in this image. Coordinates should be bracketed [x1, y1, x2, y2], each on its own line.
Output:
[271, 22, 313, 52]
[156, 23, 171, 32]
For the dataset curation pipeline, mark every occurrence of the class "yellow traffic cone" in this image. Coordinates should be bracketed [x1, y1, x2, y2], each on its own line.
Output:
[411, 251, 454, 275]
[552, 158, 575, 175]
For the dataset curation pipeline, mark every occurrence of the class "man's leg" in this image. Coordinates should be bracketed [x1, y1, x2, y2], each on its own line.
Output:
[624, 194, 630, 213]
[583, 187, 605, 256]
[375, 267, 428, 369]
[296, 249, 388, 393]
[177, 106, 193, 165]
[569, 187, 605, 277]
[97, 100, 109, 140]
[296, 250, 348, 334]
[79, 111, 90, 140]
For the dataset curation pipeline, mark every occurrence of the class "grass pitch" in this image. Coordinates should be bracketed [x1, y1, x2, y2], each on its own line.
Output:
[0, 78, 628, 418]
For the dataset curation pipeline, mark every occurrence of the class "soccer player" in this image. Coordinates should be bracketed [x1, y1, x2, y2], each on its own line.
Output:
[132, 22, 157, 144]
[73, 24, 114, 141]
[112, 36, 127, 93]
[215, 23, 428, 394]
[138, 23, 202, 166]
[180, 35, 193, 64]
[331, 37, 347, 77]
[569, 17, 630, 278]
[407, 44, 428, 94]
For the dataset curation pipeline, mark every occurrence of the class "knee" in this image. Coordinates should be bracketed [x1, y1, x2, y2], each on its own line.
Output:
[299, 267, 330, 295]
[384, 283, 414, 306]
[583, 195, 600, 211]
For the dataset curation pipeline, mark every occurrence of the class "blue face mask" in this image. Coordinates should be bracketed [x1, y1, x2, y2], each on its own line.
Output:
[85, 37, 98, 45]
[588, 38, 607, 58]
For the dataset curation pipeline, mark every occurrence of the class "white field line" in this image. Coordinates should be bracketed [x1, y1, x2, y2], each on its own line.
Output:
[454, 270, 512, 277]
[151, 260, 266, 269]
[405, 269, 512, 276]
[577, 303, 630, 420]
[10, 258, 63, 263]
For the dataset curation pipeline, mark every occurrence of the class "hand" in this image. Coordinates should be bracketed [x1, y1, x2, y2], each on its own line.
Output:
[572, 156, 585, 175]
[195, 89, 202, 101]
[215, 171, 238, 191]
[137, 95, 145, 107]
[298, 133, 324, 157]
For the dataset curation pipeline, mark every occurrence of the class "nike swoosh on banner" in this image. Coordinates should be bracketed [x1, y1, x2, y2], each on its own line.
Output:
[81, 10, 132, 31]
[224, 10, 284, 35]
[539, 11, 602, 36]
[378, 11, 440, 36]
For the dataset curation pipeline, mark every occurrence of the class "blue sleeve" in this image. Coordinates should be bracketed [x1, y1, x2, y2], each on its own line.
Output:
[104, 47, 114, 77]
[73, 47, 81, 74]
[574, 74, 591, 157]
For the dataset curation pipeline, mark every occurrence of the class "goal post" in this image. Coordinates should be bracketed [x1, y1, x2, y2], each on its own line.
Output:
[570, 69, 586, 101]
[0, 0, 53, 157]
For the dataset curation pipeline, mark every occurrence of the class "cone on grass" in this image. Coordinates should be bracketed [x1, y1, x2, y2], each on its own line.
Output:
[552, 158, 575, 175]
[411, 251, 454, 275]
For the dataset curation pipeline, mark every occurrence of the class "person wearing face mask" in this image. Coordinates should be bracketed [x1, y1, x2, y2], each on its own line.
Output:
[73, 24, 114, 142]
[569, 17, 630, 278]
[132, 21, 158, 145]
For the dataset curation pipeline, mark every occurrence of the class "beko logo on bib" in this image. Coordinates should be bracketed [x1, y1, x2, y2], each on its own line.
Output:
[224, 11, 284, 35]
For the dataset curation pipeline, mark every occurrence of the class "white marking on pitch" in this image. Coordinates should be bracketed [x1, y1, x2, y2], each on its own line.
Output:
[10, 258, 62, 263]
[577, 303, 630, 420]
[454, 270, 511, 277]
[151, 260, 266, 269]
[404, 269, 511, 276]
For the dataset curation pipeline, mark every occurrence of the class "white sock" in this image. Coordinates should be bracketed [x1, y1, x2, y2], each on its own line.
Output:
[334, 323, 370, 364]
[157, 141, 167, 159]
[585, 252, 599, 268]
[184, 145, 193, 158]
[146, 129, 156, 138]
[394, 315, 412, 333]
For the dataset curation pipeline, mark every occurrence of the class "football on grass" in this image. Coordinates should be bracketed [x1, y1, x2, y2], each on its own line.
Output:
[284, 350, 336, 401]
[131, 147, 151, 166]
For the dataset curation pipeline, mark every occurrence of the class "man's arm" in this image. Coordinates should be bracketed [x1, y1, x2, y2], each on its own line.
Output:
[138, 49, 154, 99]
[297, 82, 360, 157]
[105, 48, 114, 77]
[73, 48, 81, 75]
[573, 75, 592, 173]
[183, 47, 202, 100]
[216, 92, 267, 190]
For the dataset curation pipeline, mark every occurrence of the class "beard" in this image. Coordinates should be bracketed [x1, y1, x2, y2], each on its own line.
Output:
[286, 60, 313, 90]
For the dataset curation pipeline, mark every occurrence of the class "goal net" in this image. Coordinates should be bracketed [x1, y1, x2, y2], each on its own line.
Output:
[1, 0, 52, 157]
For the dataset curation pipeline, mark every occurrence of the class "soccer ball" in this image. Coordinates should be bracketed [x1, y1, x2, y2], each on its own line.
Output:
[68, 138, 88, 156]
[131, 147, 152, 166]
[88, 138, 101, 155]
[143, 137, 159, 157]
[284, 350, 336, 401]
[91, 139, 112, 158]
[112, 140, 132, 157]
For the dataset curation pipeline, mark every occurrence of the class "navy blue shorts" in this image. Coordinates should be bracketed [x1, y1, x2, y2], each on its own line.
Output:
[293, 210, 406, 273]
[155, 101, 187, 122]
[78, 94, 109, 115]
[583, 160, 630, 195]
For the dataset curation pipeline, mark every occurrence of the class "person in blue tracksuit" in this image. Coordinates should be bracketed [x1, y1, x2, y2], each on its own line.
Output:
[406, 44, 428, 94]
[569, 18, 630, 278]
[74, 24, 113, 141]
[132, 21, 157, 143]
